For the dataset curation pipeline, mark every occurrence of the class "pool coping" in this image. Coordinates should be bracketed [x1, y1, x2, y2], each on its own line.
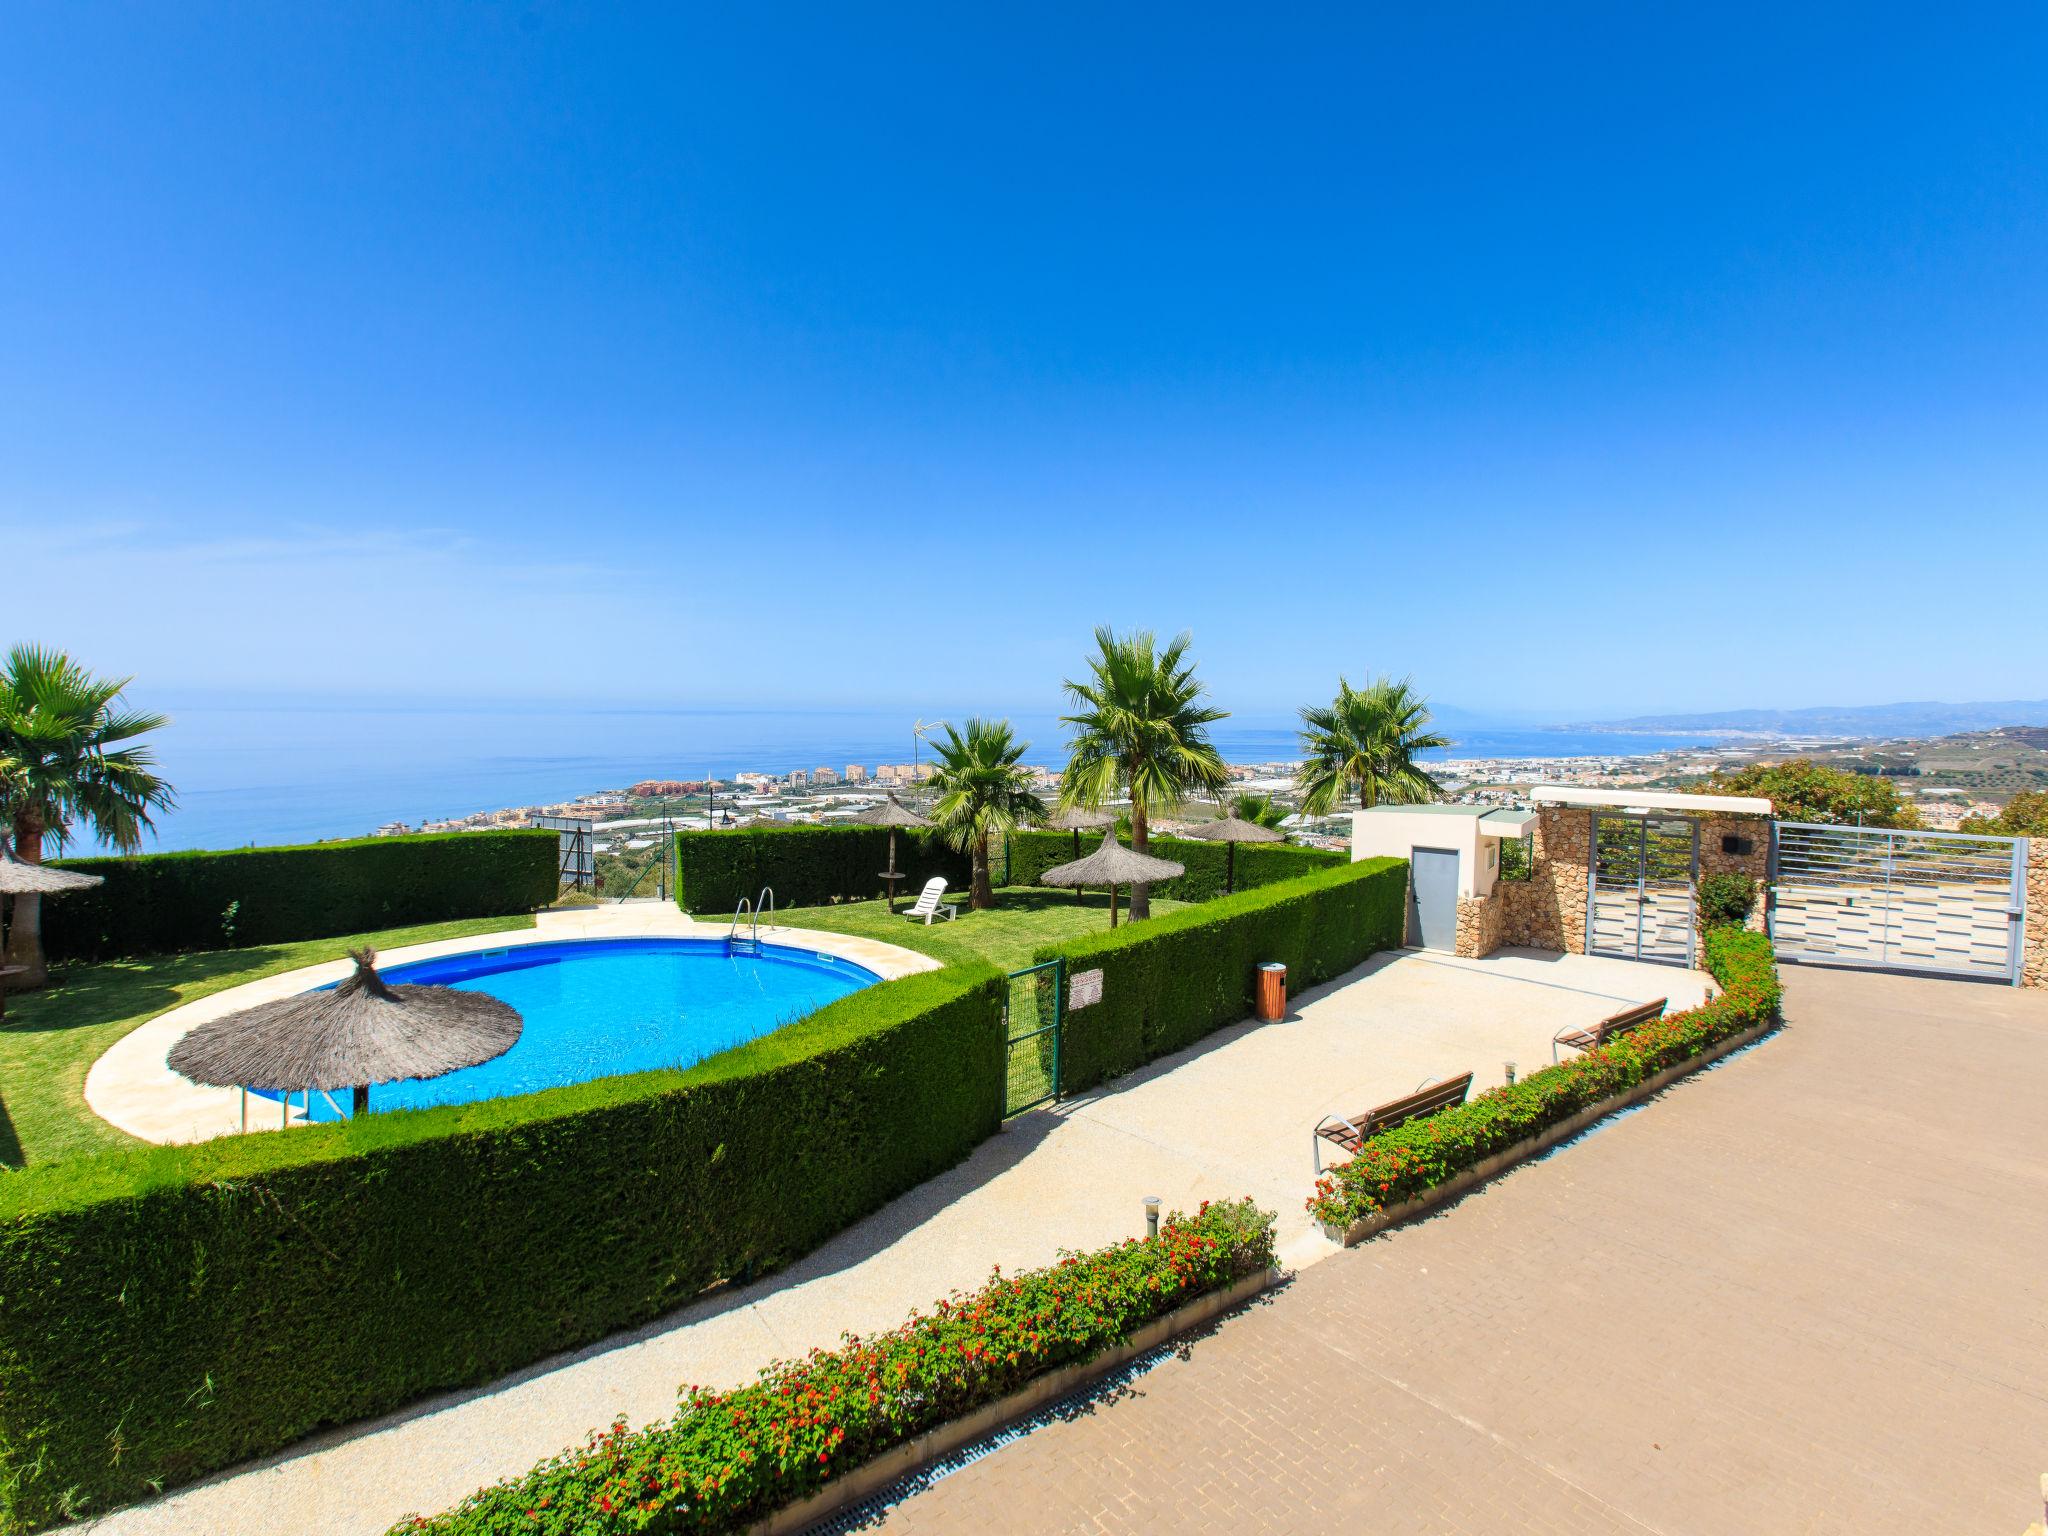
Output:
[82, 904, 942, 1147]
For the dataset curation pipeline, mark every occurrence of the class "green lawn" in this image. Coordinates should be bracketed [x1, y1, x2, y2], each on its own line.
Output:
[0, 915, 537, 1169]
[772, 885, 1187, 1114]
[0, 890, 1172, 1168]
[769, 884, 1187, 973]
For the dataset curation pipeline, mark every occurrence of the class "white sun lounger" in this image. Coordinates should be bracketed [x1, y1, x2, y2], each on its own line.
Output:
[903, 876, 958, 925]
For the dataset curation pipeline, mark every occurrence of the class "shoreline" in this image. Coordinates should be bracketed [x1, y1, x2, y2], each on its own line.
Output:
[109, 727, 1755, 856]
[394, 739, 1752, 849]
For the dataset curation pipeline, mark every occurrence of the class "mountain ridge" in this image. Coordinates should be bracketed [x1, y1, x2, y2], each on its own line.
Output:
[1563, 700, 2048, 738]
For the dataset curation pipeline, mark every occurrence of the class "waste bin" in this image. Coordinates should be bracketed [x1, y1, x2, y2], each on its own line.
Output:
[1255, 961, 1287, 1021]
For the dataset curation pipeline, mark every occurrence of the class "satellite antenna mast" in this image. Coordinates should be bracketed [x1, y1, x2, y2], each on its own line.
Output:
[912, 718, 943, 785]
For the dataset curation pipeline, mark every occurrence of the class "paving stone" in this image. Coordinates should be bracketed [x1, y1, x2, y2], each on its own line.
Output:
[859, 966, 2048, 1536]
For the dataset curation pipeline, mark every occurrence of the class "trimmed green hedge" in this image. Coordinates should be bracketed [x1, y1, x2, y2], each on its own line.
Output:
[42, 832, 559, 963]
[1035, 858, 1407, 1095]
[674, 826, 971, 915]
[1006, 828, 1343, 903]
[671, 826, 1338, 916]
[0, 963, 1006, 1533]
[1306, 926, 1781, 1228]
[395, 1198, 1277, 1535]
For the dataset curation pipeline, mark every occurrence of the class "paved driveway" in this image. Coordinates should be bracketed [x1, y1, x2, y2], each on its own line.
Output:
[87, 946, 1692, 1535]
[863, 965, 2048, 1535]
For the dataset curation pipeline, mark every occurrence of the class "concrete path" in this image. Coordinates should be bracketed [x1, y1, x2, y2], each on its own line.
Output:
[82, 946, 1698, 1535]
[865, 965, 2048, 1535]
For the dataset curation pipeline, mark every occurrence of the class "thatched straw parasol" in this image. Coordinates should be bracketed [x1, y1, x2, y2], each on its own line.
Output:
[0, 849, 104, 1017]
[855, 794, 933, 912]
[1040, 805, 1114, 861]
[0, 849, 104, 896]
[168, 947, 522, 1120]
[1182, 814, 1286, 895]
[1038, 829, 1185, 928]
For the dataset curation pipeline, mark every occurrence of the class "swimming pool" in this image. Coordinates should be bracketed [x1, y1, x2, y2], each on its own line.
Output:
[252, 937, 880, 1121]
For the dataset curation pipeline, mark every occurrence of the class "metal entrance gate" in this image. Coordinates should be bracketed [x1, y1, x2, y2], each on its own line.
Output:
[1588, 813, 1698, 966]
[1002, 958, 1064, 1115]
[1770, 822, 2026, 983]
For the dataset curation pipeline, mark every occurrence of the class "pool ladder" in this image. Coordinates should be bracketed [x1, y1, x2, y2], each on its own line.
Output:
[728, 887, 774, 955]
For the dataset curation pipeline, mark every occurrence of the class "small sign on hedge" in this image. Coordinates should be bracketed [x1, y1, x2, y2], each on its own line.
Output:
[1069, 967, 1104, 1010]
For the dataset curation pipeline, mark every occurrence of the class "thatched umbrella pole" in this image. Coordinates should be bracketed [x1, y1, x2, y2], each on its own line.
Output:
[1041, 807, 1113, 907]
[168, 948, 523, 1121]
[854, 795, 934, 913]
[1182, 813, 1287, 896]
[1039, 830, 1185, 930]
[0, 847, 103, 1017]
[1043, 806, 1113, 860]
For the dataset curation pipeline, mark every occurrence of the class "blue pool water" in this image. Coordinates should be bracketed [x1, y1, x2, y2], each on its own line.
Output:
[254, 937, 878, 1121]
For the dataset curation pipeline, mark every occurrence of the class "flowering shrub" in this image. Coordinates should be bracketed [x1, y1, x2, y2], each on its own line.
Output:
[1308, 928, 1780, 1229]
[394, 1199, 1276, 1535]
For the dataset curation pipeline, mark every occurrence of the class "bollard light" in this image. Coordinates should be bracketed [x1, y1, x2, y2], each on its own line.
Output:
[1143, 1195, 1161, 1240]
[1504, 1061, 1517, 1086]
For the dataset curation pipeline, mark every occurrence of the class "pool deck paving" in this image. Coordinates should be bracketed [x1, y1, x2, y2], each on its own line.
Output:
[80, 941, 1703, 1536]
[862, 964, 2048, 1536]
[82, 902, 941, 1145]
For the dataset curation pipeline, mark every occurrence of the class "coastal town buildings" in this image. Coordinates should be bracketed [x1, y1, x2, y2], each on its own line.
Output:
[377, 731, 2016, 854]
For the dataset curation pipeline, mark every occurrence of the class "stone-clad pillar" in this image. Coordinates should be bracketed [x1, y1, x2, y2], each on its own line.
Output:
[1454, 892, 1507, 958]
[1696, 814, 1773, 941]
[1543, 805, 1590, 953]
[1494, 805, 1586, 954]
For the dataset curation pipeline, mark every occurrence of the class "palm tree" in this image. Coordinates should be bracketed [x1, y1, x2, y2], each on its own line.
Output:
[1297, 674, 1449, 815]
[1059, 627, 1229, 921]
[0, 646, 174, 987]
[926, 718, 1045, 911]
[1228, 791, 1288, 830]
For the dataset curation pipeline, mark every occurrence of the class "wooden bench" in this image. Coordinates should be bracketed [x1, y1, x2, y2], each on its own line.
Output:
[1552, 996, 1667, 1062]
[1314, 1071, 1474, 1173]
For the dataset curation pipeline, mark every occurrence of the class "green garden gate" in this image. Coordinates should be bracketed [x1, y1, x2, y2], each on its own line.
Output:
[1002, 958, 1064, 1116]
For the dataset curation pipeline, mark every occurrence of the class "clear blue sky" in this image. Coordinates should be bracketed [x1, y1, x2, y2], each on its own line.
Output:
[3, 3, 2044, 721]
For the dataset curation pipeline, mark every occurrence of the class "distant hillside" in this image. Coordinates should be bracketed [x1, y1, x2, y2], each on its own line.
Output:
[1567, 700, 2048, 739]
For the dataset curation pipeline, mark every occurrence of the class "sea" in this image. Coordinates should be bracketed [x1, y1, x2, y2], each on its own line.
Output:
[83, 701, 1724, 855]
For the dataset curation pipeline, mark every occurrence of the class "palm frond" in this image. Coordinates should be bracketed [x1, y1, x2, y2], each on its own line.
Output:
[0, 647, 174, 851]
[1294, 672, 1449, 813]
[1056, 626, 1230, 819]
[923, 716, 1046, 853]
